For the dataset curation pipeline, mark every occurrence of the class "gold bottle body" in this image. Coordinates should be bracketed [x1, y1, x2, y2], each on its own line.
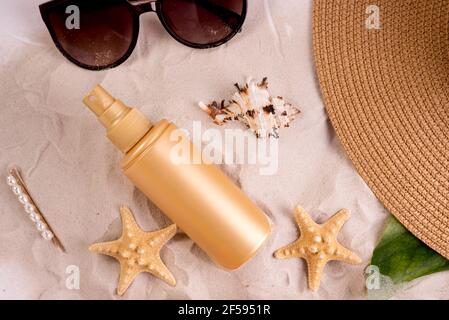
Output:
[121, 120, 271, 269]
[83, 85, 271, 269]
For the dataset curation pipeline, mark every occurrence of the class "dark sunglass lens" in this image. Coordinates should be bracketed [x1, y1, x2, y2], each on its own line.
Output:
[160, 0, 245, 46]
[44, 0, 135, 69]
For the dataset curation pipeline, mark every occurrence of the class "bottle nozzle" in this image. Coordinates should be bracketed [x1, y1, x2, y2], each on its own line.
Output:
[83, 85, 152, 154]
[83, 85, 115, 117]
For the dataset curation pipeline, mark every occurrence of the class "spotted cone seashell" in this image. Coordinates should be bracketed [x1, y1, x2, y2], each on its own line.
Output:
[199, 77, 300, 138]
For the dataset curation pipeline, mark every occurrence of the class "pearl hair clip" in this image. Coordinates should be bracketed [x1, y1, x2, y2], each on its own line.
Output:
[6, 166, 65, 252]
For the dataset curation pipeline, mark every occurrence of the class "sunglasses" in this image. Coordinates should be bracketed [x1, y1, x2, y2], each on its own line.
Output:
[39, 0, 247, 70]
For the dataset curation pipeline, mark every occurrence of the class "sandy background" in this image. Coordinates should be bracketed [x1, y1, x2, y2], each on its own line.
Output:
[1, 0, 448, 299]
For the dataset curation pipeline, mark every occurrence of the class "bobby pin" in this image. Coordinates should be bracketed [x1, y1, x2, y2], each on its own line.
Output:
[6, 166, 65, 252]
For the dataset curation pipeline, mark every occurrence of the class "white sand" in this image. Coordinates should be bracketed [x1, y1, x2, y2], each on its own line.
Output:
[0, 0, 448, 299]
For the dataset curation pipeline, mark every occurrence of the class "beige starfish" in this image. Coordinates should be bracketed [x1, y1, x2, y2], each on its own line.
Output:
[89, 206, 177, 295]
[274, 206, 361, 291]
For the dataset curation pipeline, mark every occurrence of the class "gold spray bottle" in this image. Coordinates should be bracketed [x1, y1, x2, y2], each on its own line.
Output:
[83, 85, 271, 269]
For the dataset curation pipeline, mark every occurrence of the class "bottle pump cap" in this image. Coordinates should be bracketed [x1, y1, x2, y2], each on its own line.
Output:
[83, 85, 152, 153]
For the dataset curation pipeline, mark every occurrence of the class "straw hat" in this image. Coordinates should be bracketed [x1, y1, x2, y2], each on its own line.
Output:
[313, 0, 449, 257]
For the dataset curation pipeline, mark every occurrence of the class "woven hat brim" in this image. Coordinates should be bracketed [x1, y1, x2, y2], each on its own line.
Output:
[313, 0, 449, 257]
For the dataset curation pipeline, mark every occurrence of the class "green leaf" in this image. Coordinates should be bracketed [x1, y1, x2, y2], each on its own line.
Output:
[371, 215, 449, 284]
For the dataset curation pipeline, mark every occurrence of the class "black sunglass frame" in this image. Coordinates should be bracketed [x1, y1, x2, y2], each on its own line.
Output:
[39, 0, 248, 70]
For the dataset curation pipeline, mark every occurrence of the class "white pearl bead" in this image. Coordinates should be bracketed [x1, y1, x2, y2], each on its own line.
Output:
[12, 185, 22, 195]
[6, 175, 17, 186]
[36, 221, 46, 232]
[41, 230, 54, 240]
[18, 194, 29, 204]
[29, 212, 41, 222]
[24, 203, 35, 214]
[313, 235, 322, 243]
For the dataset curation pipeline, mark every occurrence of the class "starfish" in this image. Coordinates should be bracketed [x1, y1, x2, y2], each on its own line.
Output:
[274, 206, 361, 291]
[89, 206, 177, 295]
